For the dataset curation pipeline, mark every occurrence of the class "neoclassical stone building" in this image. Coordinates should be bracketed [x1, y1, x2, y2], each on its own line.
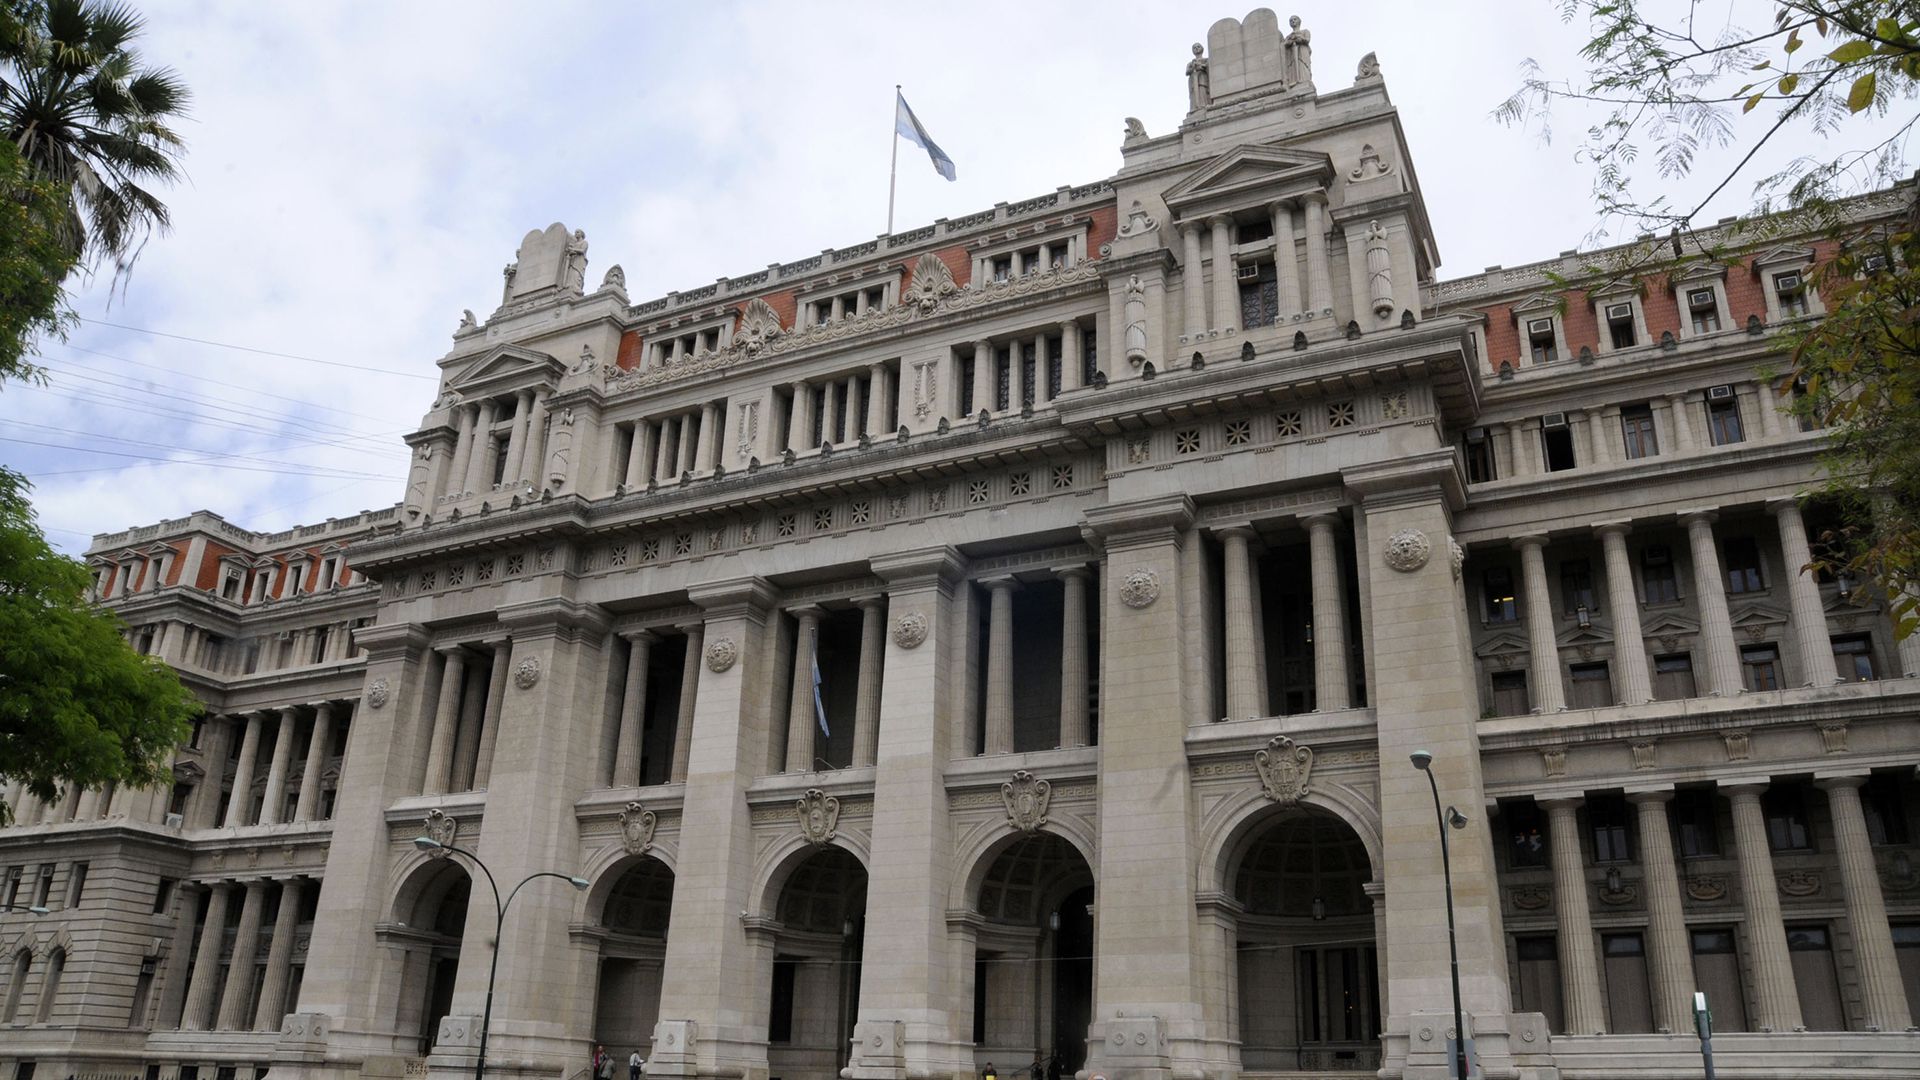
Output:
[6, 10, 1920, 1080]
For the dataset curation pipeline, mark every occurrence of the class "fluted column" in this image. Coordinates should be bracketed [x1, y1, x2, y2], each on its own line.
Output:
[255, 706, 300, 826]
[1757, 380, 1785, 438]
[1032, 333, 1051, 406]
[1270, 201, 1303, 317]
[1725, 781, 1804, 1031]
[785, 607, 824, 771]
[461, 398, 499, 494]
[444, 404, 477, 498]
[1180, 224, 1207, 338]
[866, 363, 891, 432]
[1596, 523, 1653, 704]
[1058, 567, 1091, 748]
[1667, 393, 1698, 452]
[1059, 321, 1084, 393]
[1505, 420, 1535, 477]
[1772, 499, 1838, 686]
[421, 647, 467, 795]
[1583, 407, 1614, 466]
[852, 598, 886, 767]
[612, 631, 655, 787]
[1305, 514, 1350, 711]
[656, 414, 682, 483]
[1542, 798, 1604, 1034]
[1221, 528, 1261, 721]
[969, 340, 995, 416]
[825, 382, 845, 445]
[499, 389, 535, 489]
[215, 879, 268, 1029]
[1515, 535, 1566, 712]
[625, 420, 656, 489]
[223, 713, 265, 827]
[1208, 215, 1238, 332]
[1682, 511, 1742, 694]
[670, 624, 702, 783]
[179, 882, 233, 1030]
[292, 702, 335, 823]
[1819, 775, 1911, 1030]
[252, 878, 303, 1030]
[983, 579, 1016, 754]
[677, 412, 698, 474]
[695, 402, 720, 472]
[788, 381, 812, 452]
[472, 638, 512, 789]
[1629, 790, 1696, 1034]
[519, 390, 550, 490]
[1302, 195, 1332, 316]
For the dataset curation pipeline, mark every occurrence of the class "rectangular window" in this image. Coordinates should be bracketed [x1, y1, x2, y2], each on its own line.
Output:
[1653, 653, 1696, 701]
[1463, 428, 1497, 483]
[1673, 788, 1720, 856]
[1, 868, 19, 912]
[1865, 774, 1910, 846]
[1706, 397, 1745, 446]
[1764, 785, 1812, 851]
[1568, 662, 1614, 709]
[767, 958, 797, 1042]
[32, 865, 52, 908]
[1723, 537, 1764, 594]
[1491, 671, 1529, 716]
[1787, 924, 1846, 1032]
[1514, 935, 1564, 1034]
[1602, 933, 1654, 1034]
[1620, 404, 1659, 459]
[128, 956, 156, 1029]
[1559, 559, 1595, 615]
[1774, 271, 1809, 317]
[1238, 261, 1280, 328]
[1740, 644, 1781, 692]
[152, 877, 176, 915]
[1691, 928, 1748, 1032]
[1483, 566, 1518, 624]
[1641, 544, 1679, 604]
[1540, 418, 1577, 472]
[1507, 800, 1549, 868]
[64, 863, 86, 908]
[1526, 318, 1558, 364]
[1832, 634, 1876, 682]
[1687, 287, 1722, 333]
[1589, 796, 1633, 862]
[1605, 302, 1637, 348]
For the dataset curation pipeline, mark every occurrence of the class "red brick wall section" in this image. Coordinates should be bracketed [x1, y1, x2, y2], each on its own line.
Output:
[1085, 204, 1118, 260]
[197, 541, 236, 590]
[1641, 274, 1681, 341]
[1561, 289, 1597, 355]
[1725, 256, 1769, 326]
[162, 541, 188, 586]
[616, 330, 645, 371]
[928, 245, 971, 290]
[754, 289, 799, 331]
[1482, 303, 1517, 370]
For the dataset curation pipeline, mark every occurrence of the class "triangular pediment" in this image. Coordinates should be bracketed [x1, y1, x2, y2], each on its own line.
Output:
[1752, 244, 1815, 269]
[1556, 624, 1614, 648]
[1474, 631, 1530, 661]
[1673, 260, 1728, 283]
[1729, 601, 1789, 630]
[1162, 145, 1335, 216]
[447, 344, 563, 395]
[1640, 611, 1700, 638]
[1511, 293, 1560, 315]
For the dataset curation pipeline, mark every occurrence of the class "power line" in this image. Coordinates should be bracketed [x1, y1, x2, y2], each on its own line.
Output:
[0, 418, 401, 477]
[78, 317, 439, 380]
[50, 341, 410, 428]
[1, 436, 403, 481]
[33, 363, 401, 454]
[12, 381, 406, 459]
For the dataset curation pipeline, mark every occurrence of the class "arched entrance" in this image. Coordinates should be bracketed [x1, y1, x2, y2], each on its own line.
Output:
[766, 846, 867, 1080]
[971, 833, 1095, 1078]
[1229, 807, 1379, 1073]
[592, 856, 674, 1056]
[390, 859, 470, 1054]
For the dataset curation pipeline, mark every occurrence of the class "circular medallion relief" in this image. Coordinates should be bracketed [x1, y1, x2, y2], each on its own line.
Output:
[704, 637, 739, 673]
[513, 656, 541, 690]
[367, 678, 391, 709]
[891, 611, 929, 649]
[1448, 536, 1465, 581]
[1382, 528, 1432, 573]
[1118, 567, 1160, 609]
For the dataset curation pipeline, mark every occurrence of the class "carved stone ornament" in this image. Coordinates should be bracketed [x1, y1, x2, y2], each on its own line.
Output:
[1511, 886, 1550, 911]
[1880, 851, 1919, 893]
[1117, 198, 1157, 236]
[1722, 730, 1751, 762]
[1630, 740, 1657, 770]
[367, 678, 391, 709]
[513, 656, 542, 690]
[1778, 869, 1822, 897]
[1685, 876, 1727, 902]
[619, 802, 657, 854]
[1448, 537, 1465, 582]
[1540, 747, 1567, 778]
[734, 297, 784, 354]
[1118, 567, 1160, 609]
[904, 251, 959, 313]
[891, 611, 929, 650]
[704, 637, 739, 673]
[423, 809, 457, 857]
[1255, 735, 1314, 805]
[1355, 50, 1381, 81]
[1002, 770, 1052, 833]
[1818, 721, 1850, 754]
[1382, 528, 1431, 573]
[795, 788, 840, 845]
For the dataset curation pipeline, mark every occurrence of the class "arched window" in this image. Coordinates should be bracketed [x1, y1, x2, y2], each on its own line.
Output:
[32, 947, 63, 1024]
[2, 949, 30, 1023]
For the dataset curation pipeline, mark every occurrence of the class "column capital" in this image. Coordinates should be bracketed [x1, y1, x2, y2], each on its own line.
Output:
[277, 704, 301, 719]
[1766, 495, 1809, 518]
[1178, 220, 1203, 238]
[1054, 564, 1094, 583]
[1719, 779, 1771, 799]
[1592, 520, 1634, 538]
[306, 699, 338, 714]
[787, 603, 827, 623]
[1302, 511, 1344, 532]
[1624, 786, 1676, 804]
[431, 642, 470, 659]
[1298, 190, 1330, 208]
[980, 575, 1021, 593]
[1215, 523, 1259, 542]
[1678, 508, 1721, 527]
[1511, 532, 1550, 552]
[617, 627, 660, 645]
[852, 594, 888, 612]
[1266, 197, 1297, 215]
[1813, 771, 1871, 790]
[1537, 794, 1585, 813]
[1206, 212, 1235, 229]
[1058, 318, 1082, 334]
[481, 634, 511, 650]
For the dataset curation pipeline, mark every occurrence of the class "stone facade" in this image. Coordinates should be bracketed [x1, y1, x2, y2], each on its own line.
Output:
[6, 10, 1920, 1080]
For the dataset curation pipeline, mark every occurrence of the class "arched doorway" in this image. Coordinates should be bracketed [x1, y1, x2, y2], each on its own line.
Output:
[1229, 807, 1379, 1073]
[971, 834, 1095, 1078]
[391, 859, 470, 1054]
[767, 846, 867, 1080]
[593, 857, 674, 1056]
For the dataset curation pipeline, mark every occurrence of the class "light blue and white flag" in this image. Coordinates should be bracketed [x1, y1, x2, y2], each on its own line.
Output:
[810, 626, 829, 738]
[895, 91, 957, 181]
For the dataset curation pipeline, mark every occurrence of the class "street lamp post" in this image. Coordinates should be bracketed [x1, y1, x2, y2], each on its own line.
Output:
[1409, 750, 1471, 1080]
[414, 835, 590, 1080]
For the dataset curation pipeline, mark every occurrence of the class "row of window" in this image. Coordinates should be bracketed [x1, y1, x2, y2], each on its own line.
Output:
[1487, 632, 1881, 715]
[1515, 268, 1810, 370]
[1463, 385, 1783, 483]
[956, 328, 1100, 416]
[1480, 534, 1775, 628]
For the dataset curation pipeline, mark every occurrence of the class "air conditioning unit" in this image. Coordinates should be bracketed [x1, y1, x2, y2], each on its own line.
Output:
[1706, 384, 1735, 401]
[1464, 426, 1488, 443]
[1773, 271, 1802, 291]
[275, 630, 294, 642]
[1687, 289, 1716, 310]
[1541, 412, 1569, 429]
[1527, 318, 1554, 336]
[1605, 302, 1633, 321]
[1863, 254, 1889, 272]
[1236, 264, 1260, 281]
[164, 813, 183, 828]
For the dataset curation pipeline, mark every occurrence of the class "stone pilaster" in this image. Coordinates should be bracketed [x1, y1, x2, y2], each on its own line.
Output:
[1818, 774, 1911, 1030]
[1302, 194, 1333, 316]
[1306, 513, 1350, 711]
[1541, 798, 1603, 1034]
[1772, 499, 1839, 686]
[1270, 201, 1302, 317]
[1596, 523, 1653, 704]
[982, 579, 1016, 754]
[852, 597, 886, 768]
[1515, 535, 1565, 712]
[1682, 511, 1742, 695]
[784, 606, 824, 771]
[254, 878, 304, 1031]
[224, 712, 265, 827]
[1627, 790, 1694, 1035]
[1208, 214, 1238, 333]
[612, 631, 655, 787]
[1724, 781, 1804, 1031]
[1180, 224, 1207, 338]
[970, 342, 995, 417]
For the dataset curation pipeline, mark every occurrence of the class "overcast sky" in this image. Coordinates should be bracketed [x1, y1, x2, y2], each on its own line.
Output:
[3, 1, 1903, 554]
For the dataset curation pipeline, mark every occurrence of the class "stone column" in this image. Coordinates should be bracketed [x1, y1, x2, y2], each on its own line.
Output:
[223, 712, 265, 827]
[867, 362, 892, 431]
[179, 882, 233, 1030]
[1209, 215, 1238, 333]
[784, 607, 824, 771]
[658, 414, 683, 483]
[445, 404, 477, 498]
[1302, 195, 1333, 316]
[825, 382, 845, 445]
[215, 879, 269, 1029]
[982, 579, 1017, 754]
[1771, 499, 1838, 686]
[472, 638, 513, 789]
[519, 390, 550, 490]
[1032, 333, 1051, 406]
[625, 420, 656, 489]
[462, 398, 499, 495]
[1583, 407, 1613, 466]
[1682, 511, 1742, 695]
[421, 647, 468, 795]
[499, 389, 535, 488]
[1666, 393, 1698, 452]
[1628, 789, 1695, 1034]
[678, 412, 699, 474]
[1305, 514, 1351, 711]
[1221, 527, 1262, 721]
[1058, 567, 1091, 748]
[256, 706, 300, 826]
[252, 878, 304, 1030]
[971, 340, 995, 416]
[695, 403, 720, 472]
[293, 702, 335, 823]
[1270, 201, 1303, 317]
[1902, 586, 1920, 678]
[1515, 535, 1566, 712]
[1724, 781, 1804, 1031]
[852, 598, 885, 768]
[1595, 523, 1653, 704]
[612, 631, 655, 787]
[1541, 798, 1604, 1034]
[1818, 774, 1911, 1030]
[1180, 224, 1207, 337]
[1059, 321, 1084, 393]
[1505, 420, 1535, 477]
[1757, 380, 1784, 438]
[788, 381, 812, 452]
[670, 624, 703, 783]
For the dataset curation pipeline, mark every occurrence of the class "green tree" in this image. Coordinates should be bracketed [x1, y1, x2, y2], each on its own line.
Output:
[1498, 1, 1920, 634]
[1, 0, 188, 273]
[0, 135, 72, 383]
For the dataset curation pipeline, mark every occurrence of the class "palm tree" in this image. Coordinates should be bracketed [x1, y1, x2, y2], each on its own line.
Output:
[0, 0, 187, 272]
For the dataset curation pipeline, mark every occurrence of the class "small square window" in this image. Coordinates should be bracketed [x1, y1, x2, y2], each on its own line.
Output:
[1740, 643, 1781, 691]
[1490, 669, 1530, 716]
[1175, 429, 1202, 454]
[1051, 465, 1074, 490]
[1224, 419, 1252, 446]
[417, 570, 435, 592]
[1008, 472, 1032, 497]
[811, 508, 832, 532]
[968, 480, 990, 505]
[1723, 537, 1764, 594]
[1327, 401, 1355, 428]
[1604, 302, 1637, 348]
[850, 501, 871, 525]
[673, 532, 693, 556]
[1275, 410, 1304, 437]
[505, 553, 525, 576]
[1526, 317, 1558, 364]
[641, 537, 661, 561]
[1832, 634, 1875, 681]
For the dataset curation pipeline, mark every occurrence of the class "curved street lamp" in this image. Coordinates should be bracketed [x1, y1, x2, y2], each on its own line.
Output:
[1410, 750, 1471, 1080]
[414, 835, 590, 1080]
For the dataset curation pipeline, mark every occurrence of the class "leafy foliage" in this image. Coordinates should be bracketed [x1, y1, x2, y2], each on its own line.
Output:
[0, 136, 73, 384]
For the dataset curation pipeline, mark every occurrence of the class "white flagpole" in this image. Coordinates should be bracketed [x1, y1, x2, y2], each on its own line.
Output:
[886, 83, 901, 235]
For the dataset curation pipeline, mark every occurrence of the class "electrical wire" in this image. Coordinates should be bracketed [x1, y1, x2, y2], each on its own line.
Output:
[0, 436, 402, 481]
[46, 341, 410, 428]
[78, 317, 438, 380]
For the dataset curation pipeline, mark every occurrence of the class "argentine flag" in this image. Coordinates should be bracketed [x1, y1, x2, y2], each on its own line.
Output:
[810, 625, 829, 738]
[896, 91, 957, 181]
